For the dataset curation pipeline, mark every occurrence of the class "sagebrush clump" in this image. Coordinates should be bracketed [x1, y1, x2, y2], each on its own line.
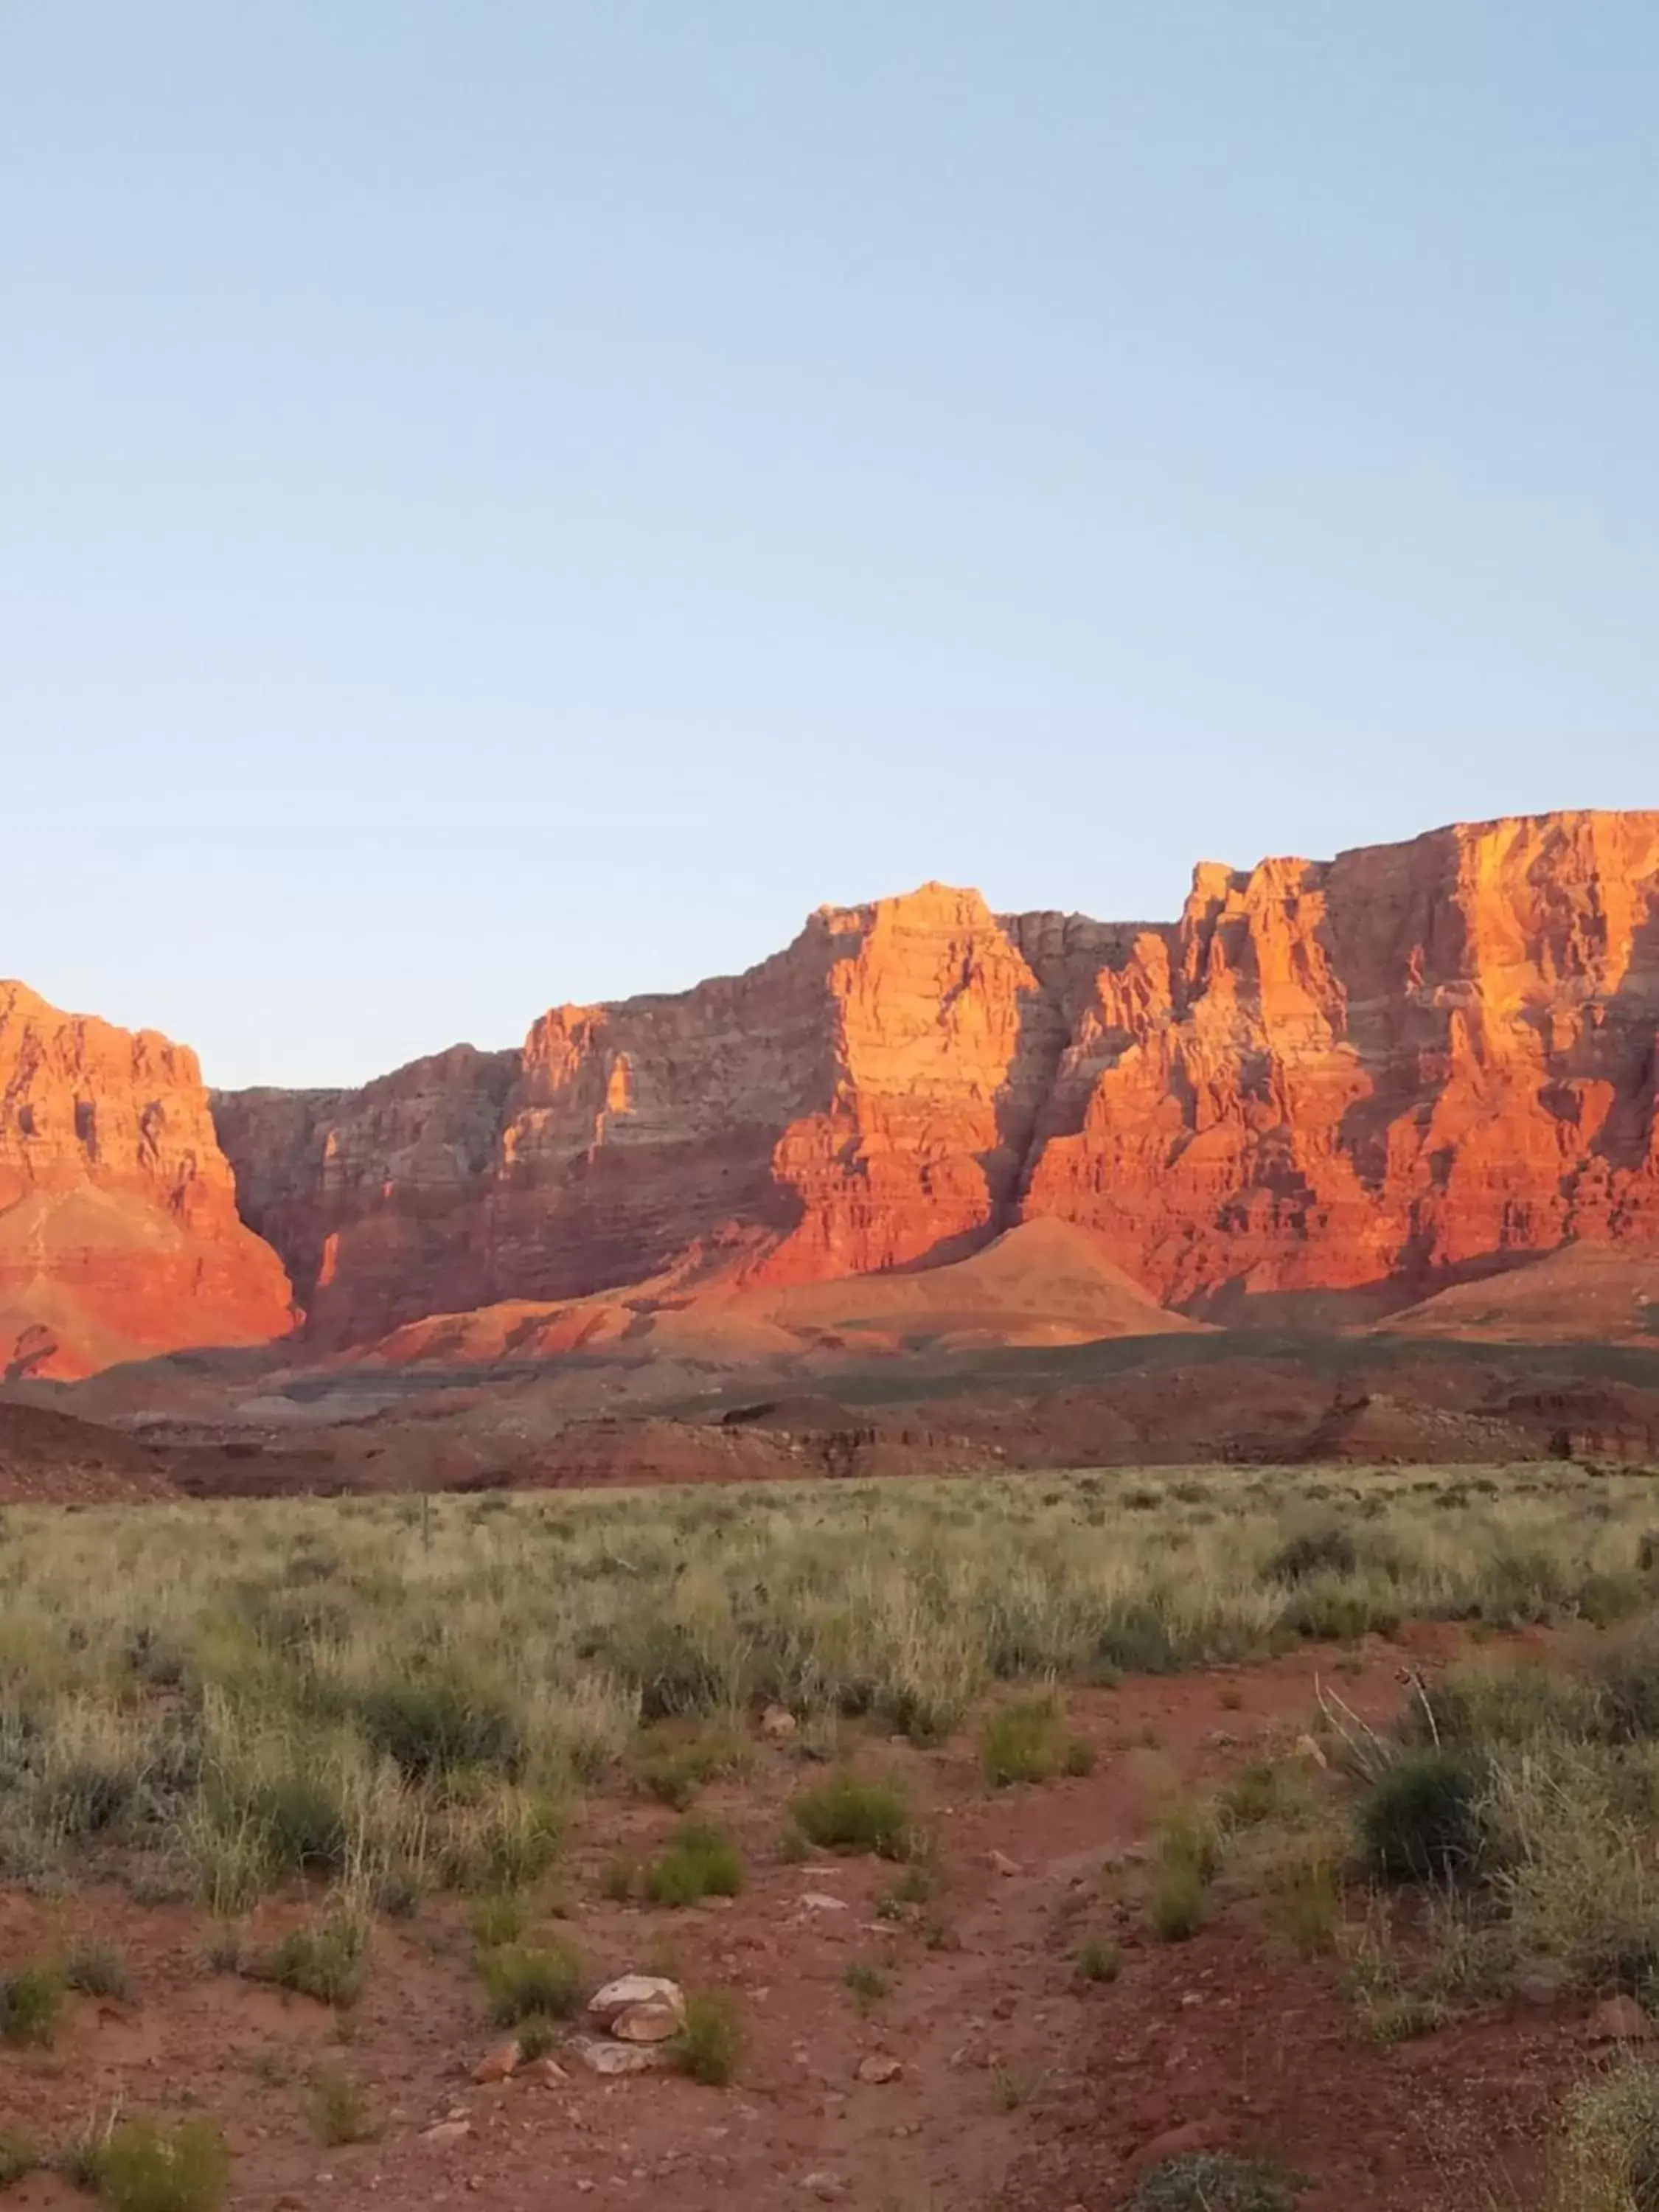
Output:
[88, 2116, 231, 2212]
[790, 1773, 912, 1859]
[477, 1940, 582, 2025]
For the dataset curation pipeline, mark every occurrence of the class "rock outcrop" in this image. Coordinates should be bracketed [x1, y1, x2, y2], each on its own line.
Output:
[0, 983, 295, 1377]
[13, 809, 1656, 1377]
[1022, 811, 1659, 1312]
[216, 884, 1116, 1343]
[213, 811, 1659, 1348]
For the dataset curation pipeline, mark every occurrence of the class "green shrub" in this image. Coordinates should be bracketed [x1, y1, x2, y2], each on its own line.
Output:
[0, 2130, 39, 2187]
[373, 1866, 423, 1919]
[50, 1761, 138, 1840]
[1219, 1761, 1296, 1830]
[257, 1915, 368, 2008]
[1267, 1525, 1358, 1584]
[1130, 2152, 1298, 2211]
[843, 1961, 888, 2010]
[620, 1619, 734, 1722]
[90, 2117, 231, 2212]
[1148, 1807, 1217, 1943]
[357, 1676, 526, 1781]
[308, 2066, 377, 2146]
[245, 1775, 348, 1876]
[1417, 1662, 1595, 1749]
[476, 1790, 563, 1888]
[58, 2128, 105, 2193]
[1075, 1936, 1121, 1983]
[878, 1862, 935, 1916]
[66, 1941, 133, 2000]
[1590, 1627, 1659, 1745]
[468, 1892, 528, 1950]
[1262, 1849, 1343, 1958]
[1362, 1992, 1449, 2045]
[477, 1941, 582, 2025]
[633, 1722, 747, 1809]
[1579, 1573, 1648, 1630]
[1357, 1751, 1482, 1885]
[637, 1756, 700, 1811]
[1281, 1585, 1385, 1642]
[0, 1964, 63, 2046]
[1150, 1859, 1207, 1942]
[643, 1820, 743, 1907]
[790, 1773, 911, 1859]
[981, 1698, 1064, 1787]
[675, 1989, 743, 2084]
[200, 1925, 243, 1976]
[599, 1857, 636, 1902]
[1476, 1546, 1565, 1627]
[992, 2064, 1052, 2111]
[517, 2014, 559, 2061]
[1551, 2060, 1659, 2212]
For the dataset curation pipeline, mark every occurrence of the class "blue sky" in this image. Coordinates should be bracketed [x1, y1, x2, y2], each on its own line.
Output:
[3, 4, 1654, 1087]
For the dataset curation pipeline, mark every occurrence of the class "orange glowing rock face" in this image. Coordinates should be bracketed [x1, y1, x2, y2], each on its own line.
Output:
[208, 810, 1659, 1354]
[0, 983, 295, 1380]
[10, 810, 1657, 1377]
[1020, 812, 1659, 1312]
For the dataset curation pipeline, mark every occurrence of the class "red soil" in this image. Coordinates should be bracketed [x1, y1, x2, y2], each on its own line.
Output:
[0, 1638, 1591, 2211]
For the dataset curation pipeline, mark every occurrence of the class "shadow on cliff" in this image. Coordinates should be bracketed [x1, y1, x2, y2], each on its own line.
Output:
[883, 973, 1079, 1278]
[1587, 903, 1659, 1179]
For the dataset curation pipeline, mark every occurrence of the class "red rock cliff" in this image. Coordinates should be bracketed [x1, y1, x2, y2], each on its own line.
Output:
[215, 886, 1097, 1343]
[209, 809, 1659, 1347]
[1022, 811, 1659, 1309]
[0, 983, 296, 1378]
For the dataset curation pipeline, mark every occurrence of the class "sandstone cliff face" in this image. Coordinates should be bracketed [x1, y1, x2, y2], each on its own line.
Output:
[1022, 812, 1659, 1308]
[207, 809, 1659, 1349]
[215, 886, 1096, 1342]
[0, 983, 295, 1377]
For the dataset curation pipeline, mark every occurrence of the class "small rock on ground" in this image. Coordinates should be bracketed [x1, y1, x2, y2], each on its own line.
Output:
[1587, 1994, 1652, 2042]
[588, 1975, 687, 2029]
[471, 2039, 522, 2084]
[613, 2001, 685, 2045]
[855, 2054, 902, 2084]
[573, 2034, 675, 2077]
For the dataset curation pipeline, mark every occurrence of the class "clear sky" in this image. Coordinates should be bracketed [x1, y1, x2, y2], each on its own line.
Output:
[4, 4, 1654, 1088]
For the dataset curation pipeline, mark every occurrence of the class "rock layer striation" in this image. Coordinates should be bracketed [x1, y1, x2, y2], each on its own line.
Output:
[210, 811, 1659, 1348]
[0, 983, 295, 1377]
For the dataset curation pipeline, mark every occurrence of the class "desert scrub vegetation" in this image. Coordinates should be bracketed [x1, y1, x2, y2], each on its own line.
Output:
[476, 1938, 582, 2025]
[253, 1905, 369, 2008]
[83, 2116, 232, 2212]
[0, 1963, 62, 2046]
[641, 1819, 743, 1905]
[1192, 1615, 1659, 2028]
[1549, 2059, 1659, 2211]
[1, 1463, 1658, 1899]
[307, 2063, 378, 2146]
[0, 2129, 38, 2187]
[1128, 2152, 1301, 2211]
[979, 1693, 1093, 1787]
[675, 1988, 744, 2084]
[789, 1771, 914, 1858]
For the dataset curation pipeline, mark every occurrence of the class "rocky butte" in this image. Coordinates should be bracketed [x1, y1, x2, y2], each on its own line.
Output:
[209, 809, 1659, 1352]
[2, 810, 1657, 1377]
[0, 982, 294, 1379]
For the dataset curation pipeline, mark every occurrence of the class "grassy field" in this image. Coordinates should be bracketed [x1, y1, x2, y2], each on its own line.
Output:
[0, 1456, 1657, 1907]
[10, 1461, 1659, 2202]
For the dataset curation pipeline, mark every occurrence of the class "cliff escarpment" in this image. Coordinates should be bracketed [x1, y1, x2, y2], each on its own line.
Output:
[209, 811, 1659, 1348]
